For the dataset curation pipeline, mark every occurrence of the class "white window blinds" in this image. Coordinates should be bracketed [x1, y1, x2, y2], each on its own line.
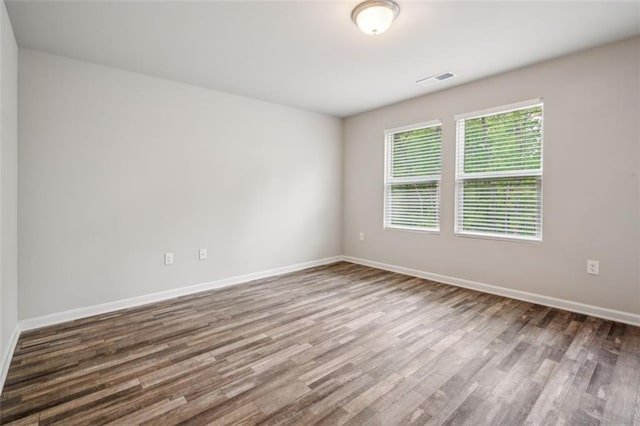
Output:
[455, 100, 543, 241]
[384, 121, 442, 231]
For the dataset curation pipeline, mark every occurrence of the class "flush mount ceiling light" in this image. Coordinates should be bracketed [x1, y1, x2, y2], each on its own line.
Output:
[351, 0, 400, 36]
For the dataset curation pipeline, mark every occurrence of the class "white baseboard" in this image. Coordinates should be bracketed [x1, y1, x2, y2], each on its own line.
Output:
[1, 324, 21, 394]
[19, 256, 343, 332]
[342, 256, 640, 327]
[17, 253, 640, 333]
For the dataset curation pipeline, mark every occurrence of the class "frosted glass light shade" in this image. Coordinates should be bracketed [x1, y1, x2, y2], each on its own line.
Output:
[351, 0, 400, 36]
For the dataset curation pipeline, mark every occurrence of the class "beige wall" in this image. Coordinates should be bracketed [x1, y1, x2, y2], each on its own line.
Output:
[343, 37, 640, 315]
[0, 0, 18, 380]
[18, 50, 343, 319]
[15, 37, 640, 322]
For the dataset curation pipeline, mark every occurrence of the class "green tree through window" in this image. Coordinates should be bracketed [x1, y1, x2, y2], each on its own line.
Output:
[385, 122, 442, 231]
[456, 102, 543, 240]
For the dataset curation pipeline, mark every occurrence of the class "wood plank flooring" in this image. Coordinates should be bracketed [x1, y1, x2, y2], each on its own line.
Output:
[1, 261, 639, 425]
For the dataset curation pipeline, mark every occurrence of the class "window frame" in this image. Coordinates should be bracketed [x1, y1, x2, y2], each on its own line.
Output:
[383, 119, 443, 233]
[454, 99, 544, 243]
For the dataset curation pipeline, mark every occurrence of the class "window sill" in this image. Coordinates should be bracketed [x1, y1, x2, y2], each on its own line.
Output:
[384, 225, 440, 235]
[454, 231, 542, 244]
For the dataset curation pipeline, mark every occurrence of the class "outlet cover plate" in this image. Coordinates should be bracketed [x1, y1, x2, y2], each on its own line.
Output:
[586, 259, 599, 275]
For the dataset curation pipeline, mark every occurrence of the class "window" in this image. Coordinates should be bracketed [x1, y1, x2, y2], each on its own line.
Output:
[455, 99, 543, 241]
[384, 120, 442, 231]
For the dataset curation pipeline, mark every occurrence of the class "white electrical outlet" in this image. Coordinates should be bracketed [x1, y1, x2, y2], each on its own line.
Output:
[199, 248, 207, 260]
[164, 253, 174, 265]
[359, 232, 365, 241]
[586, 260, 599, 275]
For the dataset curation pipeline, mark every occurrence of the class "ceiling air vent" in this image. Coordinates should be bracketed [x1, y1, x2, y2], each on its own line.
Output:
[417, 72, 456, 87]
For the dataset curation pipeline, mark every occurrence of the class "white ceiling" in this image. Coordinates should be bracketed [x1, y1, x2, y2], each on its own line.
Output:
[6, 1, 640, 117]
